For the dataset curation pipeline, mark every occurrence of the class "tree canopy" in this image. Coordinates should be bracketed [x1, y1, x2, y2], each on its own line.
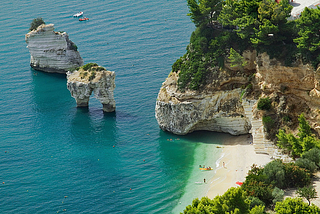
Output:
[275, 198, 320, 213]
[277, 114, 320, 158]
[29, 17, 45, 31]
[176, 0, 320, 91]
[182, 187, 253, 214]
[187, 0, 223, 28]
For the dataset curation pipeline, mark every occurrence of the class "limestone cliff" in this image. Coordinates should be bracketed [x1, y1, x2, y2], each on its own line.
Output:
[155, 51, 320, 155]
[25, 24, 83, 73]
[67, 64, 116, 112]
[155, 72, 251, 135]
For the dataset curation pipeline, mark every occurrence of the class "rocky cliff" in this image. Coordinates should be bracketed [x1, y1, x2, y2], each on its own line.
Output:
[67, 64, 116, 112]
[155, 51, 320, 155]
[25, 24, 83, 73]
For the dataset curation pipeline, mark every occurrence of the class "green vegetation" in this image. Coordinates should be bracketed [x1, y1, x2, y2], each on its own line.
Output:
[29, 17, 45, 31]
[296, 185, 318, 206]
[228, 47, 247, 69]
[82, 63, 99, 71]
[182, 157, 314, 213]
[88, 71, 96, 81]
[183, 187, 252, 214]
[182, 115, 320, 212]
[262, 116, 274, 132]
[277, 114, 320, 158]
[175, 0, 320, 91]
[257, 97, 272, 111]
[78, 63, 106, 81]
[275, 198, 320, 213]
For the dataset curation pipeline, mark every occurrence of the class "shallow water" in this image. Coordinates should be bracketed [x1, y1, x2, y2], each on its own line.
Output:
[0, 0, 230, 213]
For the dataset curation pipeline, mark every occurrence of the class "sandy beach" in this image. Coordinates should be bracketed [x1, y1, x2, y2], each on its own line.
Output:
[206, 135, 271, 199]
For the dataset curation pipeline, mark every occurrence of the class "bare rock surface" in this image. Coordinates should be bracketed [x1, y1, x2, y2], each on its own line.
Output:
[25, 24, 83, 73]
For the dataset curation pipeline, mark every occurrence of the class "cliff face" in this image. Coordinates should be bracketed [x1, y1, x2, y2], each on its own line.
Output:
[67, 67, 116, 112]
[155, 51, 320, 154]
[255, 53, 320, 133]
[155, 72, 251, 135]
[25, 24, 83, 73]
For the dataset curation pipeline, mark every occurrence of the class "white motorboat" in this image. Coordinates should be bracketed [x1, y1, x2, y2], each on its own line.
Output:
[73, 12, 83, 17]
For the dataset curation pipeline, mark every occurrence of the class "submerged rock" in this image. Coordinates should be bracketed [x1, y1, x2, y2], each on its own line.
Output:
[25, 24, 83, 73]
[67, 64, 116, 112]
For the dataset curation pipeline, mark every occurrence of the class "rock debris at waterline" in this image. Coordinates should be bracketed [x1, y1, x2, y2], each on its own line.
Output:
[25, 24, 83, 73]
[67, 68, 116, 112]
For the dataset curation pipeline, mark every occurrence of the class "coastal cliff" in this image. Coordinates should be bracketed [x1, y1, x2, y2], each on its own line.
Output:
[25, 24, 83, 73]
[155, 51, 320, 154]
[67, 63, 116, 112]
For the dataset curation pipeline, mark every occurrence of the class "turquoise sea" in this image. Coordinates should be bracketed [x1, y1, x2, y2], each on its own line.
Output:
[0, 0, 231, 213]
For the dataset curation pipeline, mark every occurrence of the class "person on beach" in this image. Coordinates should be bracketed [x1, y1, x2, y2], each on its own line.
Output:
[204, 178, 206, 183]
[223, 162, 226, 168]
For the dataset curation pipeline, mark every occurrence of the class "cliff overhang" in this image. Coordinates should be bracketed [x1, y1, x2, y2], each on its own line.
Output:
[155, 51, 320, 155]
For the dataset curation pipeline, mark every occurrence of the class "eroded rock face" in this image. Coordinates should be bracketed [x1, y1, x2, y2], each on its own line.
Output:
[67, 67, 116, 112]
[25, 24, 83, 73]
[155, 51, 320, 154]
[155, 72, 252, 135]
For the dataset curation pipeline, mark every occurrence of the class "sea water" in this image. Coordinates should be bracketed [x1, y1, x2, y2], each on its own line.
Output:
[0, 0, 229, 213]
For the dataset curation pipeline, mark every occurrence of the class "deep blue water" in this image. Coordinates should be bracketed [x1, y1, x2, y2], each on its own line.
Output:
[0, 1, 229, 213]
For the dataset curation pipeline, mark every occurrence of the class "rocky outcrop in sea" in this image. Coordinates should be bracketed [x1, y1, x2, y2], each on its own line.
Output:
[25, 24, 83, 73]
[67, 64, 116, 112]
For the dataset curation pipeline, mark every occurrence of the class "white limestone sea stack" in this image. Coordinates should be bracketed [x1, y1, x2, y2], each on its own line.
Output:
[67, 63, 116, 112]
[25, 24, 83, 73]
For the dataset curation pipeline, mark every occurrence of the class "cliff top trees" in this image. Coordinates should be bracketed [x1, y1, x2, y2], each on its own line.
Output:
[187, 0, 223, 28]
[29, 17, 45, 31]
[177, 0, 295, 90]
[177, 0, 320, 91]
[294, 7, 320, 67]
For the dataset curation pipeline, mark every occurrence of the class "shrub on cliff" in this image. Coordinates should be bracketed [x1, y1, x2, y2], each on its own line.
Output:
[89, 71, 96, 81]
[257, 97, 271, 111]
[82, 63, 98, 71]
[30, 17, 45, 31]
[277, 114, 320, 158]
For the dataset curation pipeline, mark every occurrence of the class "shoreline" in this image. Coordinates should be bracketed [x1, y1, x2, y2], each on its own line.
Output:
[172, 133, 272, 213]
[206, 134, 271, 199]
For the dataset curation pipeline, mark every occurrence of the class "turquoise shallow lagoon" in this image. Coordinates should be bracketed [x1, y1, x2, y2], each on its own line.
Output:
[0, 0, 230, 213]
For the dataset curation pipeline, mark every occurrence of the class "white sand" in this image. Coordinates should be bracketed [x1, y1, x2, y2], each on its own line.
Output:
[206, 135, 271, 199]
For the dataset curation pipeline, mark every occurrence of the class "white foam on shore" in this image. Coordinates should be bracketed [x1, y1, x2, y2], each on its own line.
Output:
[215, 152, 225, 169]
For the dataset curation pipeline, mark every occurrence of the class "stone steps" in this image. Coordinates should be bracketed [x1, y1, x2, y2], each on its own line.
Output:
[242, 99, 275, 155]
